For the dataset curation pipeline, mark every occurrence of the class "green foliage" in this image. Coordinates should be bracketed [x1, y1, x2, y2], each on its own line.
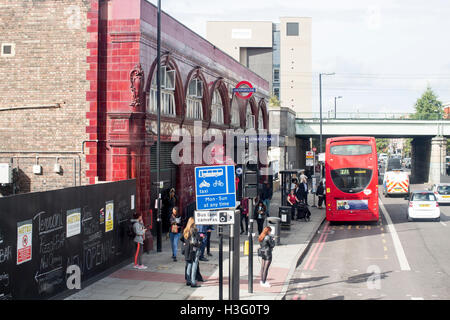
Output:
[268, 95, 281, 107]
[376, 138, 389, 154]
[403, 138, 412, 157]
[412, 86, 443, 120]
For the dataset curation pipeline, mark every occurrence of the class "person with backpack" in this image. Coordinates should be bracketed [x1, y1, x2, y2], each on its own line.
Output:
[183, 217, 202, 288]
[169, 206, 182, 261]
[258, 226, 276, 288]
[131, 213, 147, 270]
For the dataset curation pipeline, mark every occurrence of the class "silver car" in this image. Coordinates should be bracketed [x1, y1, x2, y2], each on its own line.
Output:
[430, 183, 450, 204]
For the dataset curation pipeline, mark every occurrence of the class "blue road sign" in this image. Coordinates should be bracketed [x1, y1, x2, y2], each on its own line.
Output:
[195, 165, 236, 210]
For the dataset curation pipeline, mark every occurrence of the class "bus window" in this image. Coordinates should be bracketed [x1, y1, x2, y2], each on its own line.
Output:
[331, 168, 373, 193]
[330, 145, 372, 156]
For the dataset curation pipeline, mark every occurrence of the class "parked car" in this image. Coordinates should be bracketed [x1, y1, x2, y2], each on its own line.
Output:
[406, 191, 440, 222]
[430, 183, 450, 204]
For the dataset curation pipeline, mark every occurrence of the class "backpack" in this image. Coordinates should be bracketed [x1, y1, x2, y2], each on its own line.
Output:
[126, 220, 136, 239]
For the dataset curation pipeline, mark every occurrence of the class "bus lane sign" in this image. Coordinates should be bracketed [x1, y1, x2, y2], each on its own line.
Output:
[195, 165, 236, 210]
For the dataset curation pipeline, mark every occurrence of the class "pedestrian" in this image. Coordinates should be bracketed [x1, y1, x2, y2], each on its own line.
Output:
[197, 224, 209, 262]
[165, 188, 178, 239]
[300, 176, 309, 205]
[169, 206, 182, 261]
[316, 181, 326, 209]
[132, 213, 148, 270]
[287, 189, 300, 220]
[239, 199, 249, 235]
[206, 225, 214, 257]
[182, 217, 202, 288]
[254, 200, 267, 235]
[258, 226, 275, 288]
[261, 182, 273, 216]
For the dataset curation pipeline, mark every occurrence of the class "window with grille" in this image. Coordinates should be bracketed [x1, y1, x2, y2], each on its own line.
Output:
[211, 90, 224, 124]
[231, 98, 240, 127]
[147, 66, 176, 116]
[258, 108, 264, 129]
[186, 78, 203, 120]
[246, 106, 255, 129]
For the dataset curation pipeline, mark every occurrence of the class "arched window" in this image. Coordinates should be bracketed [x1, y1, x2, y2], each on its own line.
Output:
[186, 78, 203, 120]
[246, 105, 255, 129]
[147, 66, 176, 116]
[231, 97, 240, 127]
[211, 89, 224, 125]
[258, 108, 264, 130]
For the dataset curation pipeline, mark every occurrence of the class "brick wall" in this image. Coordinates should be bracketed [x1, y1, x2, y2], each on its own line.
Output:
[0, 0, 96, 194]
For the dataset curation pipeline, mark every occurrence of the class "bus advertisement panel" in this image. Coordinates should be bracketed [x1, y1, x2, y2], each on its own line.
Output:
[325, 136, 379, 222]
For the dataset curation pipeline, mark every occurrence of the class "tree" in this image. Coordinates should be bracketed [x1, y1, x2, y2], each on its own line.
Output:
[376, 138, 389, 154]
[268, 95, 281, 108]
[412, 86, 443, 120]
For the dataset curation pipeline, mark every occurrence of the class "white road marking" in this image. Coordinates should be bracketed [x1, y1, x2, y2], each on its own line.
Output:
[440, 222, 447, 227]
[379, 199, 411, 271]
[411, 297, 424, 300]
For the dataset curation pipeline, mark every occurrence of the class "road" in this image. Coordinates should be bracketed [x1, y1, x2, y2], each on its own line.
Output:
[284, 184, 450, 300]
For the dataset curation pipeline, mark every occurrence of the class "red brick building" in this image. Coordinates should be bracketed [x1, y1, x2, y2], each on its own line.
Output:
[0, 0, 269, 248]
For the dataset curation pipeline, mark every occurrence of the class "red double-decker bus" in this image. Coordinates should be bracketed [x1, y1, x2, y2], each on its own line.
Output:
[325, 136, 379, 222]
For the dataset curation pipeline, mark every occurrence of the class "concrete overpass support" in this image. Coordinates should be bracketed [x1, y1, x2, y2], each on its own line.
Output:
[428, 136, 447, 185]
[411, 137, 431, 184]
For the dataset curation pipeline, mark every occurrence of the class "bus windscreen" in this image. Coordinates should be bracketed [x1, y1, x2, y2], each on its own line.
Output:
[331, 168, 373, 193]
[330, 145, 372, 156]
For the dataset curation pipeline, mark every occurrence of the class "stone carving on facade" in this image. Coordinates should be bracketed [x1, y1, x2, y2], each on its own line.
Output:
[130, 64, 145, 111]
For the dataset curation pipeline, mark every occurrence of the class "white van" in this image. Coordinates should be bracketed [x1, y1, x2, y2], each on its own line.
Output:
[383, 169, 410, 197]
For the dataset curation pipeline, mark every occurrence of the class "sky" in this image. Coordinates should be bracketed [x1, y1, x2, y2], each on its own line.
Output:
[146, 0, 450, 115]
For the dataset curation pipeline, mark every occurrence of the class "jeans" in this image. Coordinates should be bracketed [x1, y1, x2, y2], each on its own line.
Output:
[186, 249, 200, 285]
[240, 214, 249, 233]
[199, 236, 207, 258]
[260, 258, 272, 283]
[169, 232, 181, 258]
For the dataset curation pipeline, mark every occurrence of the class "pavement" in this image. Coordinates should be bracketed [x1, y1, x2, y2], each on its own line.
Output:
[64, 191, 326, 300]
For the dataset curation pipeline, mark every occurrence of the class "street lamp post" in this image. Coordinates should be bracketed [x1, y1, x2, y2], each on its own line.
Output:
[319, 72, 335, 179]
[156, 0, 162, 252]
[334, 96, 342, 119]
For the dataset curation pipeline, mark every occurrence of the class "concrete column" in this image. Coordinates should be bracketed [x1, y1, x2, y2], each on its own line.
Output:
[428, 136, 446, 184]
[411, 137, 431, 184]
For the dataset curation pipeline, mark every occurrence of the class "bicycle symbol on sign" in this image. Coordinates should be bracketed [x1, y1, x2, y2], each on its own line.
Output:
[213, 180, 224, 187]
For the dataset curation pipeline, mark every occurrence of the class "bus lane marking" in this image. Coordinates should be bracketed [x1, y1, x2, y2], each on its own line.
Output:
[309, 223, 332, 270]
[379, 199, 411, 271]
[303, 221, 330, 270]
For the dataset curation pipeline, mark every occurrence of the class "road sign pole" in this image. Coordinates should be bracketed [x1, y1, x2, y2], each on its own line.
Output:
[228, 210, 240, 300]
[248, 199, 254, 293]
[312, 152, 317, 207]
[218, 225, 223, 300]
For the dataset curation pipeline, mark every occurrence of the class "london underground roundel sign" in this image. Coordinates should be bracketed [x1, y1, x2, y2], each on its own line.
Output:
[233, 81, 256, 99]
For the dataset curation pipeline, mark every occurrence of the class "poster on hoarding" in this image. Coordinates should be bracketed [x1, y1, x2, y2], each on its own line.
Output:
[336, 200, 369, 211]
[66, 208, 81, 238]
[17, 220, 32, 265]
[105, 201, 114, 232]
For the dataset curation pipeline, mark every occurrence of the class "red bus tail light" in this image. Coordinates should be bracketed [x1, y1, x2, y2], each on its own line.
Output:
[409, 202, 413, 208]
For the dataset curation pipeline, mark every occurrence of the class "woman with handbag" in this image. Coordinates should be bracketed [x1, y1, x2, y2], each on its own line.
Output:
[169, 207, 182, 261]
[258, 226, 275, 287]
[183, 217, 202, 288]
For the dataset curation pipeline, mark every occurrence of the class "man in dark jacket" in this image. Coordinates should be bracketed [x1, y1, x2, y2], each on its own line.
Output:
[261, 182, 273, 216]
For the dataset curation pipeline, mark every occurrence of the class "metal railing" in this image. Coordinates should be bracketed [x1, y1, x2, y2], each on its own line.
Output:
[296, 112, 447, 121]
